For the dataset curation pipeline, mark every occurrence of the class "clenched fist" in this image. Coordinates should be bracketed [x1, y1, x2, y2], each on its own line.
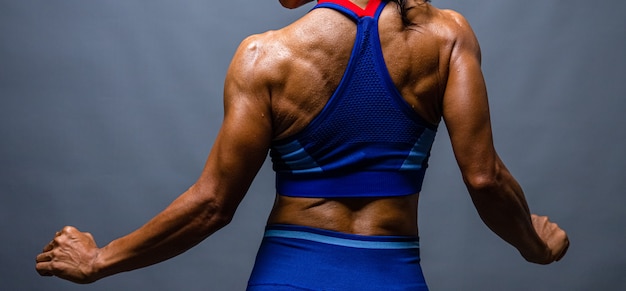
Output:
[35, 226, 101, 284]
[525, 214, 570, 264]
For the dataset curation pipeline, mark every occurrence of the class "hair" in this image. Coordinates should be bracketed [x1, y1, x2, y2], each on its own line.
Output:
[390, 0, 431, 26]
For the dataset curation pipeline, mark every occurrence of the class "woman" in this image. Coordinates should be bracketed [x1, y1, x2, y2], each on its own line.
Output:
[36, 0, 569, 290]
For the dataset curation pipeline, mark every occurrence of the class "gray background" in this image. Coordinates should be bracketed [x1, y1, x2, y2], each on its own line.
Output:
[1, 0, 625, 290]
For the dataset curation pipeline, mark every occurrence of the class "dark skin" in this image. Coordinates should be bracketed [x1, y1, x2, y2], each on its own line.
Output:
[36, 0, 568, 284]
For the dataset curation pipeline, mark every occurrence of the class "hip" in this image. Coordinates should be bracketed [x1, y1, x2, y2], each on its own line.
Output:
[248, 224, 428, 291]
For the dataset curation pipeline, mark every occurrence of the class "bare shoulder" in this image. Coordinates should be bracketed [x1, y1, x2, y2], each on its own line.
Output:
[437, 8, 471, 30]
[226, 20, 340, 139]
[422, 5, 478, 43]
[430, 7, 480, 52]
[227, 30, 293, 88]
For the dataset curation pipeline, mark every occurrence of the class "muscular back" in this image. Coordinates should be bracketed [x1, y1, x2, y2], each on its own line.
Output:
[32, 4, 565, 282]
[266, 2, 454, 139]
[224, 0, 477, 235]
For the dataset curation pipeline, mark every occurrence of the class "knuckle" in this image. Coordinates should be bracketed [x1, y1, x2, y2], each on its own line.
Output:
[53, 236, 63, 245]
[62, 226, 76, 233]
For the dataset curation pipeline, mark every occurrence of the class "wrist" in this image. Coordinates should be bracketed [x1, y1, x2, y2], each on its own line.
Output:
[90, 246, 112, 282]
[520, 242, 551, 264]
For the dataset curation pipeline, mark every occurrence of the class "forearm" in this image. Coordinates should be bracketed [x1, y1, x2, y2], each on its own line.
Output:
[92, 185, 230, 280]
[466, 158, 549, 262]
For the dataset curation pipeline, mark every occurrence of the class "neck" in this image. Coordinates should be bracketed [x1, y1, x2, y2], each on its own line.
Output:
[350, 0, 370, 9]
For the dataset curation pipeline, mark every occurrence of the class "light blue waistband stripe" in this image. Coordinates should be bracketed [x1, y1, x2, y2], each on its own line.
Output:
[264, 230, 420, 249]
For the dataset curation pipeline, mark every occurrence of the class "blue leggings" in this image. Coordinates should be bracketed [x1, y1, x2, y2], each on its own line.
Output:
[247, 224, 428, 291]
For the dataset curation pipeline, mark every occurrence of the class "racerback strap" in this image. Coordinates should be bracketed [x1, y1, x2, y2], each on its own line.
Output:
[314, 0, 385, 19]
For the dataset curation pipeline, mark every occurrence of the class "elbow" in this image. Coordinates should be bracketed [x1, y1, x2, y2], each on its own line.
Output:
[463, 173, 508, 214]
[463, 161, 519, 206]
[461, 158, 506, 198]
[180, 198, 233, 246]
[213, 205, 235, 229]
[199, 197, 235, 231]
[465, 173, 498, 191]
[186, 187, 236, 234]
[463, 172, 501, 199]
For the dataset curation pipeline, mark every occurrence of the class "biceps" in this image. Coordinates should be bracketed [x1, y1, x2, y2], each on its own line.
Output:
[212, 99, 272, 186]
[442, 53, 497, 179]
[194, 94, 273, 213]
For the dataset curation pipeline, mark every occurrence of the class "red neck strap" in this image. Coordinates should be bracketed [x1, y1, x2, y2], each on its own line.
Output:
[317, 0, 383, 18]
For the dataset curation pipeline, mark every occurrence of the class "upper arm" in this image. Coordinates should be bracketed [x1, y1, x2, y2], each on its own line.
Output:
[441, 11, 499, 188]
[193, 36, 274, 215]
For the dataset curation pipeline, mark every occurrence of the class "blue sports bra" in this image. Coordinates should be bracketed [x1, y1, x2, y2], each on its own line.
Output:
[270, 0, 438, 198]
